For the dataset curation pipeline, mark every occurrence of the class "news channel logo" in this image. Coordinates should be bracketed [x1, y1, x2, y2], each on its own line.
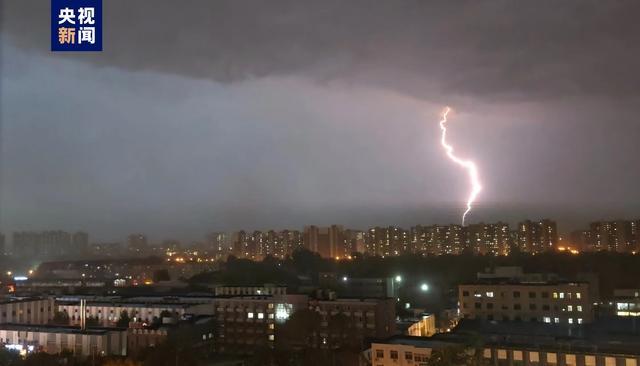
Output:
[51, 0, 102, 51]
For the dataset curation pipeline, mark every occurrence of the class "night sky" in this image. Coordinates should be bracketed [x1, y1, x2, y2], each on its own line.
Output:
[1, 1, 639, 241]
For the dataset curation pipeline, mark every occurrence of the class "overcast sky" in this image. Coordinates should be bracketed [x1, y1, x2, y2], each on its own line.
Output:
[1, 0, 639, 242]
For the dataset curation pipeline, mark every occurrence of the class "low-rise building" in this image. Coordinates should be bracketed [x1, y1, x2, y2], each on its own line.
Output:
[213, 285, 287, 296]
[0, 297, 55, 325]
[613, 289, 640, 317]
[0, 324, 127, 356]
[406, 313, 436, 337]
[58, 299, 211, 327]
[368, 319, 640, 366]
[459, 279, 593, 324]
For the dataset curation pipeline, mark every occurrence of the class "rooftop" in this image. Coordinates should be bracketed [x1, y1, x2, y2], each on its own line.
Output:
[0, 323, 126, 335]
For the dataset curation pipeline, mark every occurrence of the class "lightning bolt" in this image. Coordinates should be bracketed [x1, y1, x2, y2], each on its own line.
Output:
[439, 106, 482, 226]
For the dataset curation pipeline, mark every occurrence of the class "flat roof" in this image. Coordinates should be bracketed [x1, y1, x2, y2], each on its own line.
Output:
[0, 323, 126, 335]
[0, 297, 49, 305]
[460, 280, 588, 286]
[57, 300, 196, 308]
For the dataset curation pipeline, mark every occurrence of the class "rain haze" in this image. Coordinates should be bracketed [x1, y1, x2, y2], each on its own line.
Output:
[1, 0, 639, 242]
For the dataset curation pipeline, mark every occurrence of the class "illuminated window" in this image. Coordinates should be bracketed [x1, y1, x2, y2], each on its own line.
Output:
[576, 292, 581, 299]
[578, 318, 583, 324]
[554, 317, 560, 323]
[486, 292, 494, 298]
[585, 356, 596, 366]
[553, 292, 558, 299]
[568, 318, 573, 324]
[577, 305, 583, 312]
[543, 317, 551, 323]
[268, 334, 275, 341]
[567, 305, 573, 312]
[258, 313, 264, 319]
[559, 292, 565, 299]
[247, 312, 254, 319]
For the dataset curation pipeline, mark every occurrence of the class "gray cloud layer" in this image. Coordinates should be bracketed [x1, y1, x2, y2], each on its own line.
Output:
[1, 1, 639, 242]
[4, 0, 640, 100]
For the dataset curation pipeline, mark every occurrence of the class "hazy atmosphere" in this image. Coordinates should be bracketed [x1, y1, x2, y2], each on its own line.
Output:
[2, 0, 639, 241]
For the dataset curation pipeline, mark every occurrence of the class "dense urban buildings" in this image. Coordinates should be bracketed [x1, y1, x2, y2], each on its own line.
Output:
[3, 217, 640, 263]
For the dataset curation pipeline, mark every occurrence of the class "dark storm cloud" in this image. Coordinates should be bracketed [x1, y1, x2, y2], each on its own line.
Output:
[3, 0, 640, 100]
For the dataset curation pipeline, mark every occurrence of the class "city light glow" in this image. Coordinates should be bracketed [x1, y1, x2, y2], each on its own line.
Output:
[439, 107, 482, 226]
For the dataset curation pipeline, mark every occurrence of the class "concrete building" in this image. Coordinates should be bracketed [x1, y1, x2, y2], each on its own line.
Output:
[459, 280, 593, 324]
[329, 276, 397, 299]
[613, 289, 640, 317]
[304, 225, 347, 258]
[406, 313, 436, 337]
[213, 285, 287, 296]
[466, 222, 511, 255]
[127, 234, 148, 255]
[0, 297, 55, 324]
[368, 320, 640, 366]
[517, 219, 558, 253]
[310, 297, 396, 339]
[12, 231, 74, 259]
[213, 294, 309, 353]
[0, 324, 127, 356]
[0, 232, 5, 255]
[58, 299, 210, 327]
[590, 220, 639, 253]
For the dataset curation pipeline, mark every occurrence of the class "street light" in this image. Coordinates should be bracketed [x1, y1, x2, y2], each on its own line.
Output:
[342, 276, 348, 282]
[420, 283, 429, 292]
[395, 275, 402, 283]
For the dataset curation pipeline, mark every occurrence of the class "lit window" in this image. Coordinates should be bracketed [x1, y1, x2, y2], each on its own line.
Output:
[486, 292, 494, 298]
[553, 292, 558, 299]
[554, 317, 560, 323]
[577, 305, 582, 312]
[576, 292, 581, 299]
[268, 334, 275, 341]
[559, 292, 565, 299]
[578, 318, 583, 324]
[247, 312, 254, 319]
[543, 317, 551, 323]
[568, 318, 574, 324]
[258, 313, 264, 319]
[567, 305, 573, 312]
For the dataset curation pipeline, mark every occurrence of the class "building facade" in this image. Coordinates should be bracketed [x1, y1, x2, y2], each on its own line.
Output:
[459, 281, 593, 324]
[0, 324, 127, 356]
[0, 297, 55, 325]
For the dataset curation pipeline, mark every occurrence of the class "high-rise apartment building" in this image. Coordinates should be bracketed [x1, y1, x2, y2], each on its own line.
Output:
[12, 231, 74, 259]
[590, 220, 638, 253]
[304, 225, 347, 258]
[517, 219, 558, 253]
[72, 231, 89, 255]
[466, 222, 511, 256]
[127, 233, 148, 254]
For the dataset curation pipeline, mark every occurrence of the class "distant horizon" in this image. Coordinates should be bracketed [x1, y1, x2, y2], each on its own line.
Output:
[2, 208, 638, 245]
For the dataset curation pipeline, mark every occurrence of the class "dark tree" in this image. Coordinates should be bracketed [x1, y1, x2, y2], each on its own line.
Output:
[117, 310, 131, 327]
